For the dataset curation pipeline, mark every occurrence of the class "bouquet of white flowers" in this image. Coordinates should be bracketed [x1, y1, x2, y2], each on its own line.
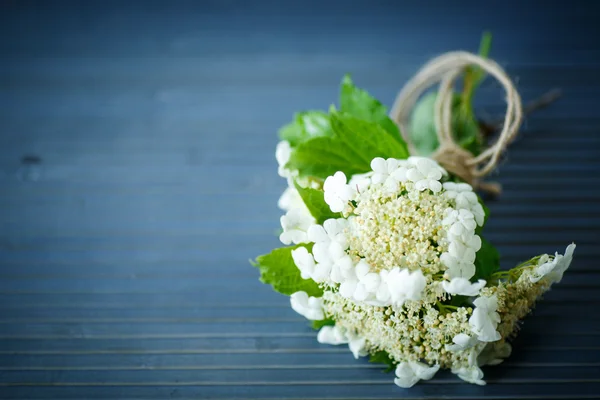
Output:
[251, 36, 575, 388]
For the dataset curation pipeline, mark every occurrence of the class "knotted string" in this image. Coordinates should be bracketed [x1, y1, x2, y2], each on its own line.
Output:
[389, 51, 523, 194]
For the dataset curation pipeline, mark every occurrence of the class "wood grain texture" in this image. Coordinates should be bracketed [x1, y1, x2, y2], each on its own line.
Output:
[1, 0, 599, 398]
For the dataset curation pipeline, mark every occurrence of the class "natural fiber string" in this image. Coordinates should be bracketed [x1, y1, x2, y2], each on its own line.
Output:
[389, 51, 523, 194]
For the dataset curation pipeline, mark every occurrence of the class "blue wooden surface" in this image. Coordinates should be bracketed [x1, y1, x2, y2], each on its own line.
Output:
[1, 0, 599, 398]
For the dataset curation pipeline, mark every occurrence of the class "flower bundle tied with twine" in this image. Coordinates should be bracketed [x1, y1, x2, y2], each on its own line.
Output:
[251, 34, 575, 387]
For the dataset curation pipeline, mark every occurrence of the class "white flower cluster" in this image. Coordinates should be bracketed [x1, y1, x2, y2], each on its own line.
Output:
[274, 142, 576, 387]
[291, 156, 486, 308]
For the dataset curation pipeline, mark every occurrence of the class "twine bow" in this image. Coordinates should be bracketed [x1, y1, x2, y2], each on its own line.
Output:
[389, 51, 523, 195]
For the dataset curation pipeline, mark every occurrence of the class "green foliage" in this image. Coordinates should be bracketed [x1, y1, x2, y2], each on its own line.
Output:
[294, 182, 341, 224]
[330, 112, 409, 164]
[279, 111, 333, 147]
[339, 75, 403, 143]
[473, 236, 500, 282]
[251, 245, 322, 297]
[285, 76, 410, 180]
[286, 136, 368, 179]
[311, 318, 336, 330]
[369, 350, 397, 373]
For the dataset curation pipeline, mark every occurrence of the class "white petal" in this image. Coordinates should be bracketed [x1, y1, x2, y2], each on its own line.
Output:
[312, 242, 331, 264]
[353, 282, 369, 301]
[370, 157, 387, 173]
[290, 291, 324, 320]
[391, 166, 408, 182]
[442, 278, 486, 296]
[414, 180, 429, 191]
[406, 168, 423, 182]
[454, 366, 486, 385]
[339, 280, 358, 298]
[362, 273, 381, 292]
[317, 326, 348, 345]
[410, 361, 440, 380]
[348, 336, 368, 359]
[394, 363, 419, 388]
[355, 260, 370, 279]
[428, 180, 442, 193]
[311, 262, 332, 282]
[307, 224, 329, 243]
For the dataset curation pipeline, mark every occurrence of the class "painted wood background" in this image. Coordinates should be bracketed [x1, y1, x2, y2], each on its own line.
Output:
[0, 0, 599, 398]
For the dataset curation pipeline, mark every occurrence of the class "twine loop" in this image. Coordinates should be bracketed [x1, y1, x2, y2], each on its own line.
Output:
[389, 51, 523, 194]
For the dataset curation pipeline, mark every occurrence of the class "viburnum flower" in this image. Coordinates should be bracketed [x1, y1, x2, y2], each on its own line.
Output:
[387, 268, 427, 306]
[469, 295, 501, 342]
[442, 278, 486, 296]
[405, 156, 445, 192]
[452, 364, 486, 386]
[307, 219, 349, 264]
[291, 247, 316, 280]
[445, 333, 479, 352]
[370, 157, 407, 192]
[289, 291, 324, 320]
[323, 171, 356, 212]
[279, 208, 315, 245]
[394, 361, 440, 388]
[317, 325, 368, 359]
[275, 141, 292, 178]
[530, 243, 576, 283]
[278, 187, 304, 213]
[441, 242, 478, 279]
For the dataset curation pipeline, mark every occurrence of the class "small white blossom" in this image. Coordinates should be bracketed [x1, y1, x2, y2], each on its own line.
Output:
[348, 335, 368, 359]
[348, 172, 373, 194]
[441, 240, 479, 279]
[317, 325, 347, 345]
[531, 243, 576, 283]
[469, 295, 501, 342]
[453, 365, 486, 386]
[370, 157, 407, 192]
[471, 203, 485, 227]
[279, 209, 315, 245]
[275, 141, 293, 178]
[394, 361, 440, 388]
[442, 209, 478, 239]
[442, 278, 486, 296]
[329, 254, 355, 284]
[308, 219, 349, 264]
[445, 333, 479, 352]
[278, 187, 305, 213]
[405, 156, 444, 193]
[316, 326, 368, 359]
[443, 182, 476, 207]
[387, 268, 427, 306]
[290, 291, 324, 320]
[291, 247, 316, 280]
[323, 171, 356, 212]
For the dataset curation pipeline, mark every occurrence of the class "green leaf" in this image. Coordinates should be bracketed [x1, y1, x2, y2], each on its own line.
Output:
[294, 182, 342, 224]
[252, 245, 322, 297]
[279, 111, 333, 147]
[339, 75, 404, 144]
[330, 112, 409, 162]
[369, 350, 397, 373]
[473, 237, 500, 282]
[286, 136, 368, 179]
[311, 318, 336, 330]
[409, 92, 482, 157]
[408, 92, 439, 156]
